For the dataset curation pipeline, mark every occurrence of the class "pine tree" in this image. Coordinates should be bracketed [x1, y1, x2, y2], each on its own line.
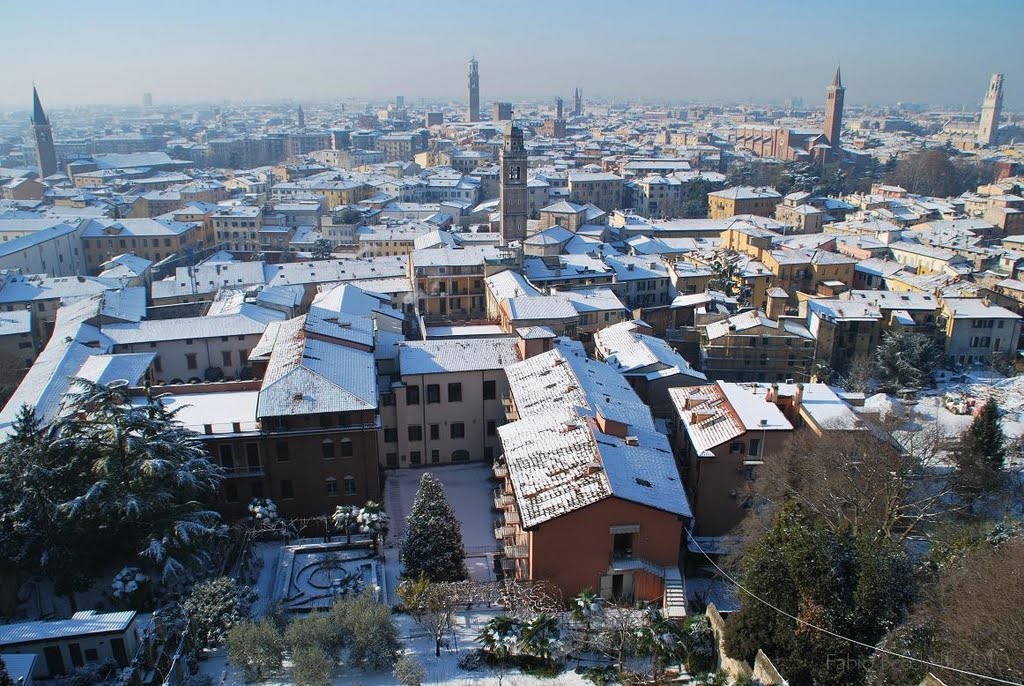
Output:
[184, 577, 256, 649]
[954, 398, 1006, 496]
[399, 473, 467, 582]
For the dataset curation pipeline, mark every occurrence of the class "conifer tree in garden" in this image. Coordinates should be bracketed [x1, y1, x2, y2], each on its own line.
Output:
[954, 398, 1006, 496]
[399, 473, 467, 582]
[874, 330, 941, 393]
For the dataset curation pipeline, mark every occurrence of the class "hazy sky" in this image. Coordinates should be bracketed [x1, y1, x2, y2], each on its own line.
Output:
[2, 0, 1022, 109]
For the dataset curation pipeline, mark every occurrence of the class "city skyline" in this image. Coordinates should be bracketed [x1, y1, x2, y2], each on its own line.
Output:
[1, 0, 1022, 109]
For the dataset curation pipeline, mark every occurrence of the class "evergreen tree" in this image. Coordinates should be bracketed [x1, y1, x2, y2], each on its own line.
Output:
[393, 655, 426, 686]
[0, 404, 95, 604]
[724, 503, 915, 686]
[0, 657, 13, 686]
[954, 398, 1006, 496]
[399, 473, 467, 582]
[52, 380, 225, 586]
[184, 577, 256, 649]
[874, 330, 941, 392]
[311, 238, 333, 260]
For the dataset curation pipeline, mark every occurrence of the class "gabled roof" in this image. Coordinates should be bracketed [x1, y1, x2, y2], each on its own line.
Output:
[595, 321, 705, 381]
[0, 610, 136, 646]
[669, 382, 792, 456]
[257, 316, 377, 418]
[499, 411, 690, 529]
[505, 347, 655, 433]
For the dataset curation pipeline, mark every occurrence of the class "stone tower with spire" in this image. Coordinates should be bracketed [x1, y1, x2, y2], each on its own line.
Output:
[573, 87, 582, 117]
[499, 118, 528, 244]
[468, 58, 480, 122]
[31, 86, 58, 179]
[978, 73, 1003, 146]
[822, 66, 845, 159]
[297, 105, 305, 128]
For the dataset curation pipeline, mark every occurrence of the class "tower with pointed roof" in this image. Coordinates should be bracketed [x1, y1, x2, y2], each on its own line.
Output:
[822, 66, 844, 159]
[499, 118, 528, 244]
[468, 58, 480, 122]
[297, 104, 305, 128]
[978, 73, 1003, 146]
[31, 86, 58, 178]
[573, 87, 582, 117]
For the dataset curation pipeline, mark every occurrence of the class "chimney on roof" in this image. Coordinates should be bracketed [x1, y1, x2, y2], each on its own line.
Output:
[767, 382, 778, 403]
[595, 410, 628, 438]
[794, 382, 804, 412]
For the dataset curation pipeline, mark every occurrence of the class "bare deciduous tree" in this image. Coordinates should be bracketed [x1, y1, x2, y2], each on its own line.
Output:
[745, 416, 965, 545]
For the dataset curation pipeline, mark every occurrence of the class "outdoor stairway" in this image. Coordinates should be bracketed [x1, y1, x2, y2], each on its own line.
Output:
[663, 566, 687, 619]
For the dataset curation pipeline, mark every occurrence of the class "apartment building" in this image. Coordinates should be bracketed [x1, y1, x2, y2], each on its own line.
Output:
[378, 336, 519, 468]
[593, 320, 706, 417]
[940, 297, 1021, 367]
[567, 172, 624, 212]
[708, 186, 782, 220]
[670, 381, 862, 536]
[699, 309, 816, 382]
[210, 205, 263, 252]
[497, 345, 690, 609]
[805, 299, 882, 373]
[148, 315, 381, 520]
[80, 217, 204, 273]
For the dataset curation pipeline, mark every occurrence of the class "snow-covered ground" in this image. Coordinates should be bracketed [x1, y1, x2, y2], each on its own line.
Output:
[196, 610, 592, 686]
[383, 463, 502, 585]
[249, 541, 284, 617]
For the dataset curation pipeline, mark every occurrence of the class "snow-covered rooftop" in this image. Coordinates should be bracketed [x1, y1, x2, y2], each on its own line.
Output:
[499, 411, 690, 529]
[398, 337, 519, 375]
[257, 316, 377, 418]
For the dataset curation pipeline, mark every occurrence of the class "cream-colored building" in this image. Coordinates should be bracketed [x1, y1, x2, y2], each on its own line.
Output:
[708, 186, 782, 220]
[379, 336, 520, 468]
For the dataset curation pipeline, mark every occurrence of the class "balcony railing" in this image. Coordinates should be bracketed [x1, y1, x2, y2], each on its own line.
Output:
[223, 466, 264, 479]
[494, 524, 517, 540]
[504, 543, 529, 559]
[503, 509, 521, 526]
[493, 489, 514, 510]
[492, 462, 508, 479]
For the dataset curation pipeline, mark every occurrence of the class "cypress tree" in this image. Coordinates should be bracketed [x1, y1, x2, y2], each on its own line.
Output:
[400, 473, 467, 582]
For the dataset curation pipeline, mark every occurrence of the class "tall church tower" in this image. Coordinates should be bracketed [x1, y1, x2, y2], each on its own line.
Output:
[499, 120, 528, 244]
[31, 86, 58, 179]
[573, 87, 582, 117]
[978, 73, 1004, 146]
[297, 105, 305, 128]
[468, 58, 480, 122]
[823, 66, 845, 159]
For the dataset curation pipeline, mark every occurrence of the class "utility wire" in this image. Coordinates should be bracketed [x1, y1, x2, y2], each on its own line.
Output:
[685, 529, 1023, 686]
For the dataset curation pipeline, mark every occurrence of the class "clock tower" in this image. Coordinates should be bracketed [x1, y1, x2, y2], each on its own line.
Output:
[499, 120, 528, 244]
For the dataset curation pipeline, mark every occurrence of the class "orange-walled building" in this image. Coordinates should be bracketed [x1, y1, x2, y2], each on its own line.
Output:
[497, 346, 691, 615]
